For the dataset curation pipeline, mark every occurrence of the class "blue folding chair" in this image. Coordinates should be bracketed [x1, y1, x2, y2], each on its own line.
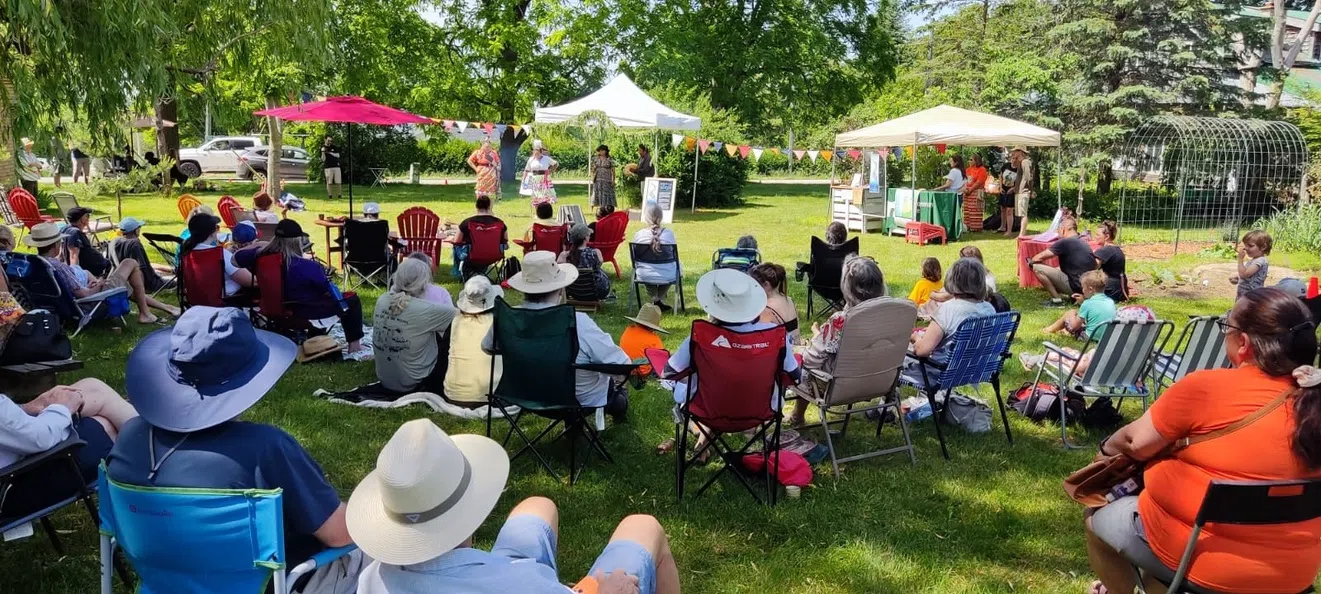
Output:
[98, 467, 357, 594]
[899, 312, 1021, 460]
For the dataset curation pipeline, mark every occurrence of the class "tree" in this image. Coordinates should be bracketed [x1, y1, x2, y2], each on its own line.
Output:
[615, 0, 902, 145]
[1049, 0, 1255, 192]
[1266, 0, 1321, 109]
[0, 1, 172, 186]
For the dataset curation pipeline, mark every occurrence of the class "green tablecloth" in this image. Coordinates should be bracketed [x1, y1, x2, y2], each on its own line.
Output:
[882, 189, 963, 241]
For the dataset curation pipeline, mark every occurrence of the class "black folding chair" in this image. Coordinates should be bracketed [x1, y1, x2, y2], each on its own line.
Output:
[484, 298, 637, 484]
[0, 436, 133, 586]
[798, 236, 859, 319]
[1157, 479, 1321, 594]
[629, 242, 685, 313]
[342, 219, 392, 290]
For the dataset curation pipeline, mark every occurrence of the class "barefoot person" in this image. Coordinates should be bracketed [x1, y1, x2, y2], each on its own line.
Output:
[27, 222, 179, 324]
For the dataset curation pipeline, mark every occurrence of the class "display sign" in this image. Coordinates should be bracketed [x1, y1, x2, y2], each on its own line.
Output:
[869, 151, 882, 193]
[643, 177, 677, 224]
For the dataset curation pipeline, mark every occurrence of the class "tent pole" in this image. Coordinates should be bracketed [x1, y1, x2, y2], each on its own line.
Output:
[1056, 146, 1062, 209]
[690, 136, 699, 213]
[911, 140, 918, 195]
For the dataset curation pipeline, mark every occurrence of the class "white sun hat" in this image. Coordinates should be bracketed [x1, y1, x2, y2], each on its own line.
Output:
[696, 269, 768, 324]
[505, 250, 578, 294]
[346, 419, 510, 566]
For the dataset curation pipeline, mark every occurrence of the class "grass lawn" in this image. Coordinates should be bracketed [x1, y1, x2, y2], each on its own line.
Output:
[5, 181, 1318, 593]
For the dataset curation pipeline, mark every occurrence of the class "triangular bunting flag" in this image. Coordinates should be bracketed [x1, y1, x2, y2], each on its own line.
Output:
[904, 146, 914, 158]
[495, 123, 507, 138]
[672, 134, 684, 148]
[482, 122, 495, 134]
[893, 147, 905, 159]
[807, 150, 819, 162]
[443, 119, 454, 131]
[935, 143, 947, 154]
[724, 144, 738, 157]
[738, 145, 751, 158]
[713, 141, 724, 151]
[698, 139, 711, 154]
[821, 150, 833, 162]
[835, 150, 848, 161]
[794, 150, 806, 161]
[847, 149, 862, 161]
[684, 137, 697, 151]
[511, 124, 523, 137]
[456, 121, 469, 133]
[751, 147, 764, 162]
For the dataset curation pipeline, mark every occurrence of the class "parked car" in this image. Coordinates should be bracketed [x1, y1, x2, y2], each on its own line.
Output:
[236, 146, 311, 180]
[178, 136, 264, 177]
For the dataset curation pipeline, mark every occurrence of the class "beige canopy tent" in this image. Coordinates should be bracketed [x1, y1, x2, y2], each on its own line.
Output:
[834, 104, 1062, 205]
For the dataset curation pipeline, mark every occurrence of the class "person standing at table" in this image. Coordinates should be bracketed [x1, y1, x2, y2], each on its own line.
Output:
[322, 136, 343, 201]
[962, 154, 988, 232]
[997, 159, 1019, 235]
[521, 139, 558, 210]
[635, 144, 655, 179]
[467, 138, 501, 201]
[932, 155, 966, 193]
[589, 144, 617, 209]
[1009, 146, 1035, 238]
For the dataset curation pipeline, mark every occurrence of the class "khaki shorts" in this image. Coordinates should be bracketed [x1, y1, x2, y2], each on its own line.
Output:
[1015, 191, 1032, 217]
[74, 158, 91, 178]
[324, 167, 342, 184]
[1032, 263, 1072, 295]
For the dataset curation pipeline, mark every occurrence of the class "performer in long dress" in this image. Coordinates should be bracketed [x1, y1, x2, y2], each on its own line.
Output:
[588, 144, 617, 209]
[467, 139, 502, 201]
[521, 139, 559, 209]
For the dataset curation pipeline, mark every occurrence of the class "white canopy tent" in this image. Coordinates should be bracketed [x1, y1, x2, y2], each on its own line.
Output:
[536, 74, 704, 211]
[834, 104, 1062, 207]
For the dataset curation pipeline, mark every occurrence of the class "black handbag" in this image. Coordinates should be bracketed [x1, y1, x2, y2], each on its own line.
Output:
[0, 311, 73, 364]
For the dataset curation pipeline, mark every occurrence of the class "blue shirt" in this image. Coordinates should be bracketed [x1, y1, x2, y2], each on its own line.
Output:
[106, 418, 341, 566]
[358, 548, 569, 594]
[284, 256, 344, 319]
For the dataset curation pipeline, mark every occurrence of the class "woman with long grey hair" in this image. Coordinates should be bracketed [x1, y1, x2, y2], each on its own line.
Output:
[631, 202, 679, 311]
[371, 256, 457, 393]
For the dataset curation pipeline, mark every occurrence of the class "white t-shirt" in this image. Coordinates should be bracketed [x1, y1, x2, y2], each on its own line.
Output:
[945, 169, 966, 193]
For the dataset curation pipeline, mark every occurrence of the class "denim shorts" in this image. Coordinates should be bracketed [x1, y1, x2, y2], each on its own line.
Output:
[493, 515, 657, 594]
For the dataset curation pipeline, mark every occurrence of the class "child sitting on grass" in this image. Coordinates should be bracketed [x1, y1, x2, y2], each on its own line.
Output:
[1230, 230, 1271, 300]
[1043, 270, 1115, 340]
[908, 257, 943, 309]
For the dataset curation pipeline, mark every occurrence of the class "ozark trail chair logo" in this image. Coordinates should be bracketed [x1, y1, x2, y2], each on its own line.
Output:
[710, 335, 771, 350]
[710, 336, 732, 348]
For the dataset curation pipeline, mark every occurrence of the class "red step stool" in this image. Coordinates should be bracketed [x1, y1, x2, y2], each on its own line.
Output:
[904, 222, 947, 246]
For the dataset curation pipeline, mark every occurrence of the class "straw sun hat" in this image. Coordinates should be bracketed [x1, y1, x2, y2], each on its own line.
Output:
[346, 419, 509, 566]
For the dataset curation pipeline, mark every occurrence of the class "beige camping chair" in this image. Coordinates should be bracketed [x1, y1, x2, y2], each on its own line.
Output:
[801, 297, 918, 477]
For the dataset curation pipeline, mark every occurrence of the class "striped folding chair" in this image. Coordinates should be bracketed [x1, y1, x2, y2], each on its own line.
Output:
[1033, 319, 1174, 448]
[898, 312, 1021, 460]
[1150, 315, 1231, 396]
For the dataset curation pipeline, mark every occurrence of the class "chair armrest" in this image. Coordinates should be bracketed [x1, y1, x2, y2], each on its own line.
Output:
[0, 436, 86, 481]
[286, 544, 359, 590]
[808, 368, 834, 382]
[75, 286, 128, 304]
[904, 352, 948, 372]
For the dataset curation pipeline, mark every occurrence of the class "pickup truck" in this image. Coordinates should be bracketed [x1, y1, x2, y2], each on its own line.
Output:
[177, 136, 264, 177]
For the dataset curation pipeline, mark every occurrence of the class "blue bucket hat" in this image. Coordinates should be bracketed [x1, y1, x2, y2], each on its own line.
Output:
[126, 307, 296, 432]
[232, 220, 257, 243]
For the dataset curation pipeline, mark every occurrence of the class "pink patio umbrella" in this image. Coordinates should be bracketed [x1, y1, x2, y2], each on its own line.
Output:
[254, 96, 435, 214]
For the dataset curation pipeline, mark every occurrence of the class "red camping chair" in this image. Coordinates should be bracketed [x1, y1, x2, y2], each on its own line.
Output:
[513, 223, 568, 255]
[461, 219, 508, 281]
[669, 320, 791, 505]
[179, 248, 227, 309]
[253, 253, 321, 340]
[7, 188, 54, 232]
[588, 211, 628, 279]
[396, 207, 441, 271]
[216, 195, 242, 229]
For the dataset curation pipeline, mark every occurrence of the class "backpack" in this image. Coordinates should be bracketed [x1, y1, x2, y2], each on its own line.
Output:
[1008, 382, 1084, 423]
[502, 256, 521, 282]
[1080, 397, 1124, 430]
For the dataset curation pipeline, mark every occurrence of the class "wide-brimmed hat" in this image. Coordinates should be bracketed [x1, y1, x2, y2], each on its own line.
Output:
[118, 217, 146, 234]
[697, 269, 768, 324]
[22, 222, 63, 248]
[346, 419, 509, 566]
[506, 251, 578, 294]
[275, 219, 307, 238]
[456, 276, 504, 314]
[20, 137, 33, 147]
[297, 335, 342, 363]
[126, 307, 296, 433]
[362, 202, 381, 215]
[567, 223, 592, 244]
[1010, 146, 1030, 155]
[624, 304, 669, 334]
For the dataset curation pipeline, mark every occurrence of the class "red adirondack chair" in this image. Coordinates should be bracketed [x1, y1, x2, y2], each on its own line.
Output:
[588, 210, 629, 279]
[216, 195, 242, 229]
[513, 223, 568, 255]
[397, 206, 442, 271]
[7, 187, 54, 231]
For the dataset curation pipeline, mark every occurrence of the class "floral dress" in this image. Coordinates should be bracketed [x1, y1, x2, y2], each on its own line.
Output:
[467, 148, 501, 198]
[521, 153, 558, 206]
[589, 155, 616, 209]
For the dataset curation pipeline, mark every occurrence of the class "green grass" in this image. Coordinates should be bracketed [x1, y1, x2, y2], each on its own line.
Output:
[5, 182, 1316, 593]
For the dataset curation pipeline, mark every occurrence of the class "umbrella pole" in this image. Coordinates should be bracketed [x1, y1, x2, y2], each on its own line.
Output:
[347, 123, 354, 216]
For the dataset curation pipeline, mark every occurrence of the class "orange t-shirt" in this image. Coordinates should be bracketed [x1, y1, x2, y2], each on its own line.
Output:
[620, 324, 664, 376]
[1140, 365, 1321, 593]
[964, 165, 988, 193]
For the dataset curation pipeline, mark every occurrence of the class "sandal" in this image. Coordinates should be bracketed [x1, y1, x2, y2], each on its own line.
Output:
[1088, 580, 1107, 594]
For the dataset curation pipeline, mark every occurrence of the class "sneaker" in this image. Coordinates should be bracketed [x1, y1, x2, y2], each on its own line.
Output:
[345, 348, 374, 362]
[1019, 352, 1045, 372]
